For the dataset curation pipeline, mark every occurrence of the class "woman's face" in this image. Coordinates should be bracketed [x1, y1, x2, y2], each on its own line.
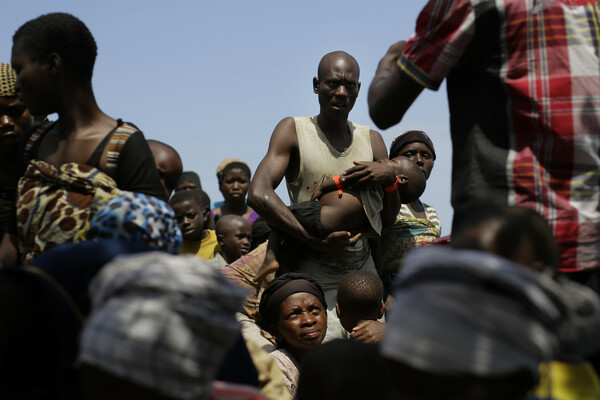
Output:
[399, 142, 434, 180]
[275, 292, 327, 357]
[220, 168, 250, 202]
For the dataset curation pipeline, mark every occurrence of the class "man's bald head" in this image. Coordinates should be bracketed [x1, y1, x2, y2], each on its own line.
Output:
[317, 51, 360, 80]
[148, 139, 183, 198]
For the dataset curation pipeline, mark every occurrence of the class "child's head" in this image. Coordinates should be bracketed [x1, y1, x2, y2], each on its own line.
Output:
[451, 205, 559, 273]
[394, 157, 426, 204]
[169, 190, 209, 241]
[215, 215, 252, 264]
[217, 161, 252, 204]
[175, 171, 202, 192]
[336, 271, 385, 333]
[147, 139, 183, 199]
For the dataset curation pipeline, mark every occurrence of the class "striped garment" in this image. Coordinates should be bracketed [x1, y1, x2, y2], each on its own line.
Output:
[400, 0, 600, 271]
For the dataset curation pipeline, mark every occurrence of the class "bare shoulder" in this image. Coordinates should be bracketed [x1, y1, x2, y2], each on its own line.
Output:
[270, 117, 298, 150]
[369, 129, 388, 161]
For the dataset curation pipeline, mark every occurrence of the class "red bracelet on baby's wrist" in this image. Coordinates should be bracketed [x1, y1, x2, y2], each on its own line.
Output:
[333, 175, 343, 196]
[383, 176, 401, 193]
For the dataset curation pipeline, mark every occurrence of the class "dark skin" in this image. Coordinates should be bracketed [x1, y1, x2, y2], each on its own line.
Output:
[1, 39, 119, 266]
[396, 142, 435, 219]
[248, 51, 402, 253]
[213, 168, 257, 222]
[368, 41, 424, 130]
[147, 139, 183, 199]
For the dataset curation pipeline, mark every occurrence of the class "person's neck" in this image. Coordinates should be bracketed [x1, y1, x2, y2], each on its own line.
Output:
[317, 113, 349, 138]
[55, 85, 114, 136]
[223, 199, 247, 215]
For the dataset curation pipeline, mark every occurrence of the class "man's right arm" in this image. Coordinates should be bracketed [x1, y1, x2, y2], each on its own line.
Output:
[248, 118, 315, 243]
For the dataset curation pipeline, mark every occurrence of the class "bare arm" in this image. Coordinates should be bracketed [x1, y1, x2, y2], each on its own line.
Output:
[370, 130, 401, 228]
[368, 41, 424, 130]
[248, 118, 356, 251]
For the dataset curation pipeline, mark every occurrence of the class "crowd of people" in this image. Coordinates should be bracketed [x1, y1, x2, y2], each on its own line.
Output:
[0, 3, 599, 399]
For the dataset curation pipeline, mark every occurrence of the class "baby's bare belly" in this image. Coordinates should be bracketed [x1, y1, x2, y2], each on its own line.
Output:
[319, 190, 369, 235]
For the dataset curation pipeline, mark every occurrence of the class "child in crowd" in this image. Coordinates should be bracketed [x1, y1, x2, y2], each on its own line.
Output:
[215, 214, 253, 265]
[170, 189, 220, 260]
[336, 271, 386, 342]
[256, 157, 426, 280]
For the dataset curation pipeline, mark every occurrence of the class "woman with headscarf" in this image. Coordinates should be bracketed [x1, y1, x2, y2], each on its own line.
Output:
[258, 273, 327, 397]
[212, 158, 259, 224]
[381, 130, 441, 283]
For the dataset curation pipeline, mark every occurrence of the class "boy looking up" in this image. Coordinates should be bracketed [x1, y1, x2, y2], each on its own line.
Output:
[170, 190, 219, 260]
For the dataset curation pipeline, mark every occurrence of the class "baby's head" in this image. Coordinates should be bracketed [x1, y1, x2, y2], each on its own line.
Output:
[336, 271, 385, 333]
[169, 190, 210, 241]
[215, 215, 252, 264]
[394, 157, 426, 204]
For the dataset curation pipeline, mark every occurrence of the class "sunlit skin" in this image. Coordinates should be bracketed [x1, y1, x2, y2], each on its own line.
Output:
[216, 215, 252, 264]
[214, 168, 256, 221]
[399, 142, 434, 179]
[172, 200, 208, 241]
[273, 292, 327, 361]
[398, 142, 435, 219]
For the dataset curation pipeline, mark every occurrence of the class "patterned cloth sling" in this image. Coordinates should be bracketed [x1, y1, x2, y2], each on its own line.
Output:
[16, 121, 135, 263]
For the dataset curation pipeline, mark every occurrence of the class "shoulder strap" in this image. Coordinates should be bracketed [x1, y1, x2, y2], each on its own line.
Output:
[104, 119, 139, 177]
[23, 120, 56, 164]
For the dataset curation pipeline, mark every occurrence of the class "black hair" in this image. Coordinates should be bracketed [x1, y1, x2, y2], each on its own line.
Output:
[169, 189, 207, 209]
[13, 13, 97, 83]
[217, 162, 251, 186]
[452, 205, 559, 271]
[337, 271, 383, 318]
[176, 171, 202, 190]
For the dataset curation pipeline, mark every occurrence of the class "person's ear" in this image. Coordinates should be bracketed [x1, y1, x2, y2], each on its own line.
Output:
[399, 174, 409, 184]
[216, 233, 224, 247]
[357, 81, 361, 94]
[46, 52, 61, 76]
[313, 77, 320, 94]
[377, 302, 385, 320]
[335, 303, 342, 318]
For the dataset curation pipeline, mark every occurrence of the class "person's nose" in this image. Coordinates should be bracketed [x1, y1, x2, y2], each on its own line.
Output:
[301, 311, 316, 327]
[335, 84, 348, 97]
[0, 114, 13, 129]
[415, 153, 424, 166]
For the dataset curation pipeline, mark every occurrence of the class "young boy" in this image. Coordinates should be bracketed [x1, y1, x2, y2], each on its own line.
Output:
[170, 189, 219, 260]
[215, 214, 252, 265]
[256, 157, 426, 280]
[336, 271, 386, 342]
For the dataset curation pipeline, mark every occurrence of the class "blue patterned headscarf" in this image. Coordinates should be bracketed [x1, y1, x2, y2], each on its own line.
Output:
[87, 192, 182, 254]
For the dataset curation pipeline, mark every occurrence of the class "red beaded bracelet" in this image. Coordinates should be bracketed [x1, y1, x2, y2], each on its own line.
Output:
[383, 176, 401, 193]
[333, 175, 343, 196]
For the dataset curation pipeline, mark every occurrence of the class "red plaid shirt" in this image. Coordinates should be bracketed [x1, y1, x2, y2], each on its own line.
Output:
[400, 0, 600, 271]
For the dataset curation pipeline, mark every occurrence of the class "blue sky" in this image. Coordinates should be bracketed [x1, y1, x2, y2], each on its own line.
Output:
[2, 1, 455, 234]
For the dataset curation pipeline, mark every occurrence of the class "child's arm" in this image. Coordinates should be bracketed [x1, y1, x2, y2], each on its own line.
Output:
[310, 175, 345, 201]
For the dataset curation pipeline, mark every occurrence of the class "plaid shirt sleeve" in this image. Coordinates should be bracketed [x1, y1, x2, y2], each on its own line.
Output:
[399, 0, 476, 90]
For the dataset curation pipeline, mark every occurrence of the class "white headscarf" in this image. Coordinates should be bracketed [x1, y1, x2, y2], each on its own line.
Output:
[79, 252, 247, 400]
[382, 246, 600, 378]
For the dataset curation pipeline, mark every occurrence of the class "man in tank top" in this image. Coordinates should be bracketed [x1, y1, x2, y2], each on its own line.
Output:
[249, 51, 405, 340]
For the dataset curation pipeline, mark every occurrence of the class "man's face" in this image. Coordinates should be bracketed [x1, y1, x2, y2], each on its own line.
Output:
[314, 56, 360, 120]
[11, 39, 53, 116]
[0, 96, 32, 149]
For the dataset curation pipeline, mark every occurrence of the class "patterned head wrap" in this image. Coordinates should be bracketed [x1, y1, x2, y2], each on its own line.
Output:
[389, 130, 436, 160]
[0, 63, 17, 97]
[87, 192, 182, 254]
[382, 246, 600, 379]
[79, 252, 247, 399]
